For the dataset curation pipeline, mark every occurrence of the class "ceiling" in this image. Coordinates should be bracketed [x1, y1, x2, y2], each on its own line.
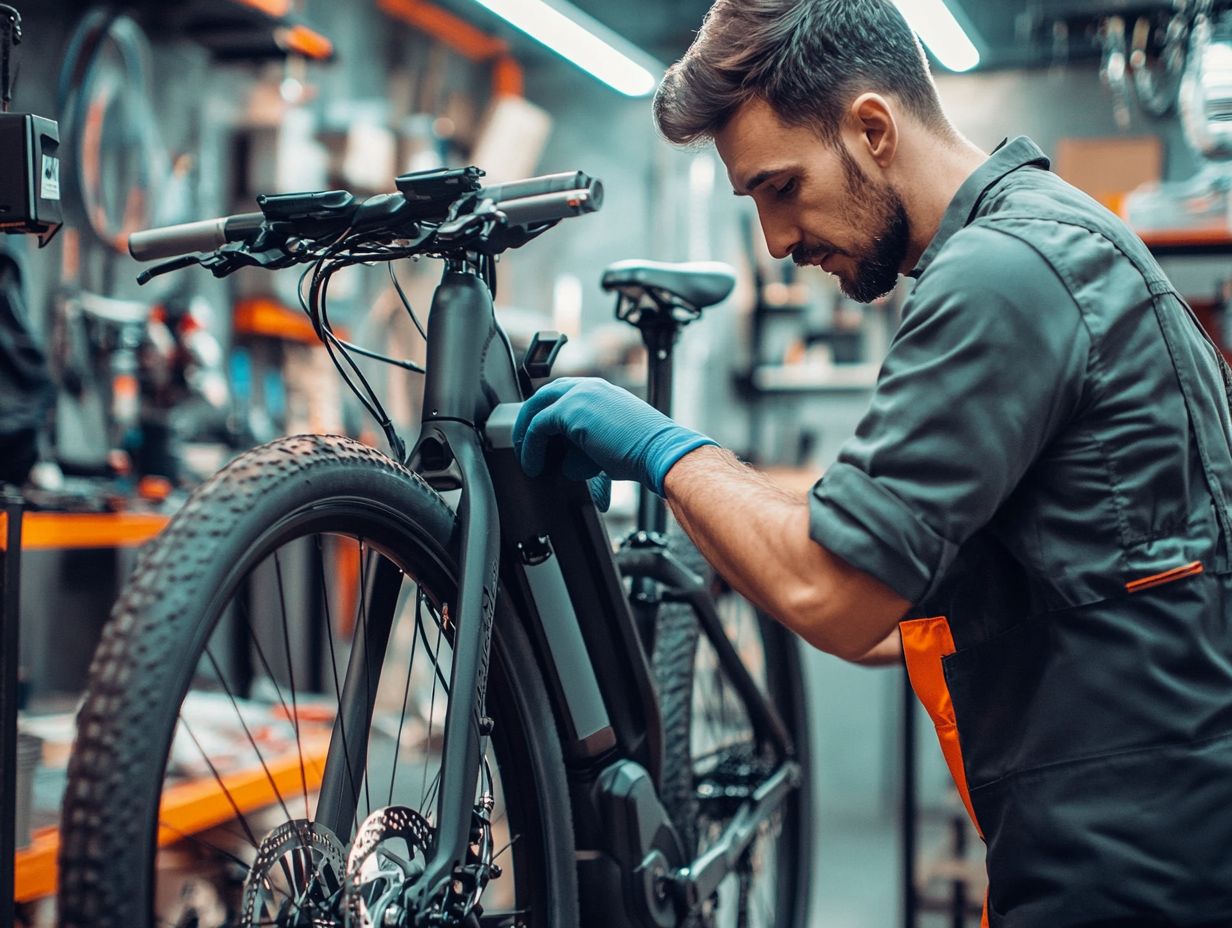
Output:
[436, 0, 1192, 74]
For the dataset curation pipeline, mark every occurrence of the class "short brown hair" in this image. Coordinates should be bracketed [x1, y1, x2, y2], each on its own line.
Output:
[654, 0, 949, 146]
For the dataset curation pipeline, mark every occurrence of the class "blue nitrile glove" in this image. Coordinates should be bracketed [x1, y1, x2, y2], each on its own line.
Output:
[513, 377, 716, 503]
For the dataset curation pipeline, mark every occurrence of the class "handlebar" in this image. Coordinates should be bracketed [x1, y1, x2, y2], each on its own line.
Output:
[485, 176, 603, 226]
[127, 169, 603, 267]
[478, 170, 596, 204]
[128, 212, 264, 261]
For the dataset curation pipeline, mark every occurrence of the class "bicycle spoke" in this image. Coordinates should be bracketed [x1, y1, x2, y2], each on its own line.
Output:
[156, 817, 252, 871]
[419, 764, 444, 821]
[233, 593, 303, 778]
[273, 549, 312, 821]
[490, 832, 521, 865]
[202, 648, 298, 824]
[316, 534, 361, 830]
[416, 594, 451, 694]
[390, 584, 424, 807]
[357, 539, 374, 823]
[173, 713, 303, 897]
[420, 605, 447, 816]
[154, 818, 306, 912]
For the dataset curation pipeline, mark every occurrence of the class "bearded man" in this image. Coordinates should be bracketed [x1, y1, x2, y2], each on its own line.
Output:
[514, 2, 1232, 924]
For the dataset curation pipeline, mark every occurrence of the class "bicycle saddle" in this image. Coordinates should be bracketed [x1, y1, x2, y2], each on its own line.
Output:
[601, 259, 736, 310]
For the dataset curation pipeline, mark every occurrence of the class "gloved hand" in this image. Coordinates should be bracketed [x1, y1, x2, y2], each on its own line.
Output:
[513, 377, 716, 500]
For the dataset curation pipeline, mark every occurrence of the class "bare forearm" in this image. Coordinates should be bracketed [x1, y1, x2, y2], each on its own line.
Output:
[851, 629, 905, 666]
[667, 447, 801, 613]
[664, 446, 909, 660]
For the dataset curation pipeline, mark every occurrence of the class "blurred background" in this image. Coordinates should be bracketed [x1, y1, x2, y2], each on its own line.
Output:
[6, 0, 1232, 925]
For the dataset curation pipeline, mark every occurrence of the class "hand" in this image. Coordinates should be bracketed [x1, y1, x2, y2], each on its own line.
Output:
[513, 377, 716, 498]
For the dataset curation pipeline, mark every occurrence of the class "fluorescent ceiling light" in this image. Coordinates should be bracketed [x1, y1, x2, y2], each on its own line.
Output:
[895, 0, 980, 73]
[469, 0, 665, 96]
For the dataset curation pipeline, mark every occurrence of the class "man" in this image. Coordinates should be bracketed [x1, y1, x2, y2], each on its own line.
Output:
[513, 1, 1232, 924]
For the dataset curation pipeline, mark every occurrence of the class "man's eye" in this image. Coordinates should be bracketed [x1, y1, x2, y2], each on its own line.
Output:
[776, 178, 798, 198]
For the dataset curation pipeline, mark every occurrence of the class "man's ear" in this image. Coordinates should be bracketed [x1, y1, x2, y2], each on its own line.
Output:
[847, 93, 898, 168]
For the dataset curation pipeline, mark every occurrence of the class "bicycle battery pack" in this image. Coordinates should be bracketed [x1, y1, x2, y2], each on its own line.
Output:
[0, 113, 61, 247]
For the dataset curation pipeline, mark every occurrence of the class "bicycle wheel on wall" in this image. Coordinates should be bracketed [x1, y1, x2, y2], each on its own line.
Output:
[654, 536, 813, 928]
[58, 434, 577, 928]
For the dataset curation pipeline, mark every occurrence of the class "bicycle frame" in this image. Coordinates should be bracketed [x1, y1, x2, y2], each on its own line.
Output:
[334, 257, 799, 924]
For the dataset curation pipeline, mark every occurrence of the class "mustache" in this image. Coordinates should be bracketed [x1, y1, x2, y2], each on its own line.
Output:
[792, 243, 843, 266]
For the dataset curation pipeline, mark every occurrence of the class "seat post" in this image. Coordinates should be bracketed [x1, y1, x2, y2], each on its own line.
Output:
[637, 320, 679, 537]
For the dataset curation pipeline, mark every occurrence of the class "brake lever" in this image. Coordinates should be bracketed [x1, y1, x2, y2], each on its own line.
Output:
[136, 254, 202, 286]
[435, 199, 503, 244]
[197, 241, 302, 278]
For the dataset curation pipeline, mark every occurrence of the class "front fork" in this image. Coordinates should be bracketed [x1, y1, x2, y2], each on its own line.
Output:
[407, 418, 502, 913]
[330, 265, 505, 917]
[403, 267, 508, 913]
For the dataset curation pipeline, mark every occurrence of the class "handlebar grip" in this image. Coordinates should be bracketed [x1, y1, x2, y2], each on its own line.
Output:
[496, 182, 605, 227]
[128, 212, 265, 261]
[479, 171, 594, 204]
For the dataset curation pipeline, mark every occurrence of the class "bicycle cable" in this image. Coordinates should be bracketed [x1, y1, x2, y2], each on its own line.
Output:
[293, 227, 451, 462]
[388, 262, 428, 341]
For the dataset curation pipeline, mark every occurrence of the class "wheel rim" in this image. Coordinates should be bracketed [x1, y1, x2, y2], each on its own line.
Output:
[135, 499, 543, 928]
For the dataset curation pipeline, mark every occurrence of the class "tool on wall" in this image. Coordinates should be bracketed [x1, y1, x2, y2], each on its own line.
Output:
[0, 4, 61, 247]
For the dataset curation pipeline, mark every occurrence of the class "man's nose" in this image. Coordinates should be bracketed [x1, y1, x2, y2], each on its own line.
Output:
[758, 210, 799, 261]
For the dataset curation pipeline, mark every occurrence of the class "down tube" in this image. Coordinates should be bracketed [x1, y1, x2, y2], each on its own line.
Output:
[413, 418, 501, 908]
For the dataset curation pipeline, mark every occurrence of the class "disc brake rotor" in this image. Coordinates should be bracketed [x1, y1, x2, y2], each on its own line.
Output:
[344, 805, 434, 928]
[241, 819, 348, 928]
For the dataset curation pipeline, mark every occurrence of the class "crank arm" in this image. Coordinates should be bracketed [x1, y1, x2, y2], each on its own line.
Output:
[670, 759, 802, 914]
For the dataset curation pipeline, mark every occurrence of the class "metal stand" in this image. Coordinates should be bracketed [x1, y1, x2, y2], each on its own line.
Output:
[1, 489, 24, 926]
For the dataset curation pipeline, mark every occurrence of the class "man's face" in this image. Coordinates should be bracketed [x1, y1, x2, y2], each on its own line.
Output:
[716, 97, 911, 303]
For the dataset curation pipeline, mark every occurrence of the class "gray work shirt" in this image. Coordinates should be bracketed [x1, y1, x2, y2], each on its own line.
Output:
[810, 135, 1230, 622]
[807, 136, 1232, 923]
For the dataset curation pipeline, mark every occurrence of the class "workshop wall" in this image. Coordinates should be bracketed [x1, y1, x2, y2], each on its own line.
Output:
[937, 63, 1202, 181]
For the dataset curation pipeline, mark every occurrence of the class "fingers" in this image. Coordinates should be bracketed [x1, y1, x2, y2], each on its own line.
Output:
[518, 409, 564, 477]
[513, 378, 577, 477]
[562, 446, 602, 481]
[512, 378, 577, 449]
[587, 473, 612, 512]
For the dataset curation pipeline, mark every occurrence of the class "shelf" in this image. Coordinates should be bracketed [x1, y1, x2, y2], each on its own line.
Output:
[14, 736, 330, 902]
[176, 0, 336, 62]
[0, 512, 171, 551]
[755, 302, 808, 317]
[234, 297, 348, 345]
[742, 362, 880, 394]
[1138, 228, 1232, 257]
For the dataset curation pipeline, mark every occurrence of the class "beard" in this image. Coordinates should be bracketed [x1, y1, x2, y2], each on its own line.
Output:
[795, 147, 911, 304]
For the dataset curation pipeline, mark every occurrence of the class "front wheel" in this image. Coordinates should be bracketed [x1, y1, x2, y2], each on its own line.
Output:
[58, 435, 577, 928]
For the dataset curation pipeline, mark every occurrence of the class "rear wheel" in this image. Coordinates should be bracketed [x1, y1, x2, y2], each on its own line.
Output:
[654, 535, 812, 928]
[58, 435, 577, 928]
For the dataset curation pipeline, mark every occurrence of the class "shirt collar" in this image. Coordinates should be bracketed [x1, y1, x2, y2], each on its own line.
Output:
[909, 136, 1051, 278]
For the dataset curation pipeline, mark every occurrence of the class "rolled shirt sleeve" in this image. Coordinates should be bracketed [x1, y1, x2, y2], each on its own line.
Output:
[809, 224, 1090, 603]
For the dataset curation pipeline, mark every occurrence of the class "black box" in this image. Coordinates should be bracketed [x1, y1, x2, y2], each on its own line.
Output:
[0, 113, 61, 246]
